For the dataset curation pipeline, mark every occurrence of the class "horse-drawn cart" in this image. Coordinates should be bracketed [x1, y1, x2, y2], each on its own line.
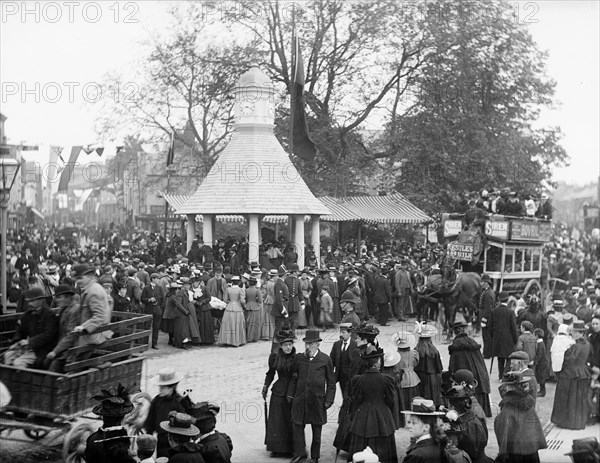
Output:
[442, 213, 552, 301]
[0, 311, 151, 460]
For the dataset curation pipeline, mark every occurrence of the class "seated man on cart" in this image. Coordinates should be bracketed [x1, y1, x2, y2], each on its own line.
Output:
[71, 263, 114, 359]
[4, 287, 58, 369]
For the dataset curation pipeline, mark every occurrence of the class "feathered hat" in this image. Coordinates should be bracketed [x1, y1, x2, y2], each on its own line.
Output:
[91, 383, 134, 417]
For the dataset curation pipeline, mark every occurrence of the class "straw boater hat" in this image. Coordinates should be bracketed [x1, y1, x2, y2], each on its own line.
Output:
[160, 411, 199, 437]
[571, 320, 588, 332]
[339, 322, 353, 332]
[383, 349, 401, 368]
[156, 367, 183, 386]
[391, 331, 416, 349]
[402, 397, 445, 416]
[415, 323, 438, 338]
[268, 269, 278, 277]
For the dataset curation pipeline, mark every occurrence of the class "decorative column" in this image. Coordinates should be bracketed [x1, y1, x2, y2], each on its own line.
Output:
[248, 214, 260, 264]
[288, 215, 295, 244]
[203, 214, 214, 248]
[186, 214, 196, 253]
[294, 214, 305, 270]
[311, 215, 321, 268]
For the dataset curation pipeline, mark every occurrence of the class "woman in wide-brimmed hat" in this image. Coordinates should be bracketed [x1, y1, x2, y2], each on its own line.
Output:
[402, 397, 447, 462]
[414, 323, 443, 407]
[262, 327, 297, 456]
[347, 345, 398, 463]
[381, 349, 402, 430]
[144, 368, 188, 459]
[392, 331, 420, 427]
[159, 411, 202, 462]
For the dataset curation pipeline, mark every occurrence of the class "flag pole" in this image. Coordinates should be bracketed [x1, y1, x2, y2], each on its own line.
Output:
[289, 4, 296, 159]
[164, 131, 174, 237]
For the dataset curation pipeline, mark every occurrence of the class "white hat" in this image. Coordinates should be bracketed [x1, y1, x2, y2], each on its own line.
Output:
[352, 446, 380, 463]
[156, 368, 183, 386]
[383, 349, 400, 368]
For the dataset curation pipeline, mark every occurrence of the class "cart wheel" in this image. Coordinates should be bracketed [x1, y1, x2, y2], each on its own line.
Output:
[24, 428, 50, 440]
[523, 280, 542, 300]
[62, 422, 94, 463]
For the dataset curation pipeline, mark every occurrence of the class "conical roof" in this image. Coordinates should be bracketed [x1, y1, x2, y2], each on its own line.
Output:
[178, 67, 329, 216]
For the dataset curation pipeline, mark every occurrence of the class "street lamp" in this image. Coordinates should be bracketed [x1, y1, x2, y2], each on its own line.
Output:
[0, 157, 20, 313]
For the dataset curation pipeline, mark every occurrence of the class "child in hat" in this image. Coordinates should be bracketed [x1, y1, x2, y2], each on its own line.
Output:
[191, 402, 233, 463]
[137, 434, 157, 463]
[159, 411, 203, 462]
[392, 331, 420, 427]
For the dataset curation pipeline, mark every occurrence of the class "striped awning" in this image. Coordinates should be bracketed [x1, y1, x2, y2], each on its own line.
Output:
[160, 193, 303, 224]
[319, 194, 431, 224]
[160, 192, 430, 225]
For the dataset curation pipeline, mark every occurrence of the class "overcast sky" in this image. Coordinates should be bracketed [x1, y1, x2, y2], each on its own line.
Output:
[0, 1, 598, 185]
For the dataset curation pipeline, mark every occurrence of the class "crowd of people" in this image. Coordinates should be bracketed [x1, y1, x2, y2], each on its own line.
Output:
[2, 215, 600, 461]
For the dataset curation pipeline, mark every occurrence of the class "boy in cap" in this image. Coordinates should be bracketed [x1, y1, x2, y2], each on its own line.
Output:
[137, 434, 157, 462]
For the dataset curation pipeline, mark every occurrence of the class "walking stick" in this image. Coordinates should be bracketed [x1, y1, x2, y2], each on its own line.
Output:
[489, 356, 494, 374]
[263, 398, 268, 436]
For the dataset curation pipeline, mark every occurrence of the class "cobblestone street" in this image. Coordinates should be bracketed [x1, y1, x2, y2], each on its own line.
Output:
[142, 320, 600, 463]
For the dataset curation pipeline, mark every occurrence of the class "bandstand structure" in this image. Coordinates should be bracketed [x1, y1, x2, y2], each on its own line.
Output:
[177, 66, 330, 268]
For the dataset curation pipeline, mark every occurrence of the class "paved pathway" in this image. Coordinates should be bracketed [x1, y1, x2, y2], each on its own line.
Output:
[141, 320, 600, 462]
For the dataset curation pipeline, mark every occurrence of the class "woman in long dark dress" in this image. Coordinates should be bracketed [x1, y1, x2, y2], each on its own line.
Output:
[347, 345, 398, 463]
[414, 324, 443, 407]
[262, 327, 297, 456]
[193, 279, 215, 345]
[551, 321, 593, 429]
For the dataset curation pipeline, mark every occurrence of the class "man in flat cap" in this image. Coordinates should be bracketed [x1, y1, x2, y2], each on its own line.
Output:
[5, 287, 58, 368]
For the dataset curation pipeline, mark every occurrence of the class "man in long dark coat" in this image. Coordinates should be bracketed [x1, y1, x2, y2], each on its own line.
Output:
[271, 266, 290, 354]
[448, 319, 492, 417]
[489, 291, 518, 381]
[289, 329, 335, 463]
[479, 274, 495, 359]
[372, 268, 392, 326]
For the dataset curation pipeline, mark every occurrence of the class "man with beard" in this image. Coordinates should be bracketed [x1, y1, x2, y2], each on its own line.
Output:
[448, 318, 492, 417]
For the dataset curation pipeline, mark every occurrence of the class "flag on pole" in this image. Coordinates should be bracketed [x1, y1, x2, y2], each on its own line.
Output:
[291, 34, 317, 162]
[57, 145, 82, 192]
[166, 132, 175, 166]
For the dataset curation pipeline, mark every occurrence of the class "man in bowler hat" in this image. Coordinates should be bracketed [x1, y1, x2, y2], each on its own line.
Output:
[289, 329, 336, 463]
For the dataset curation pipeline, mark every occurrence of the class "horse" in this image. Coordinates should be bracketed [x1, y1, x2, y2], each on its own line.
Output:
[419, 263, 482, 341]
